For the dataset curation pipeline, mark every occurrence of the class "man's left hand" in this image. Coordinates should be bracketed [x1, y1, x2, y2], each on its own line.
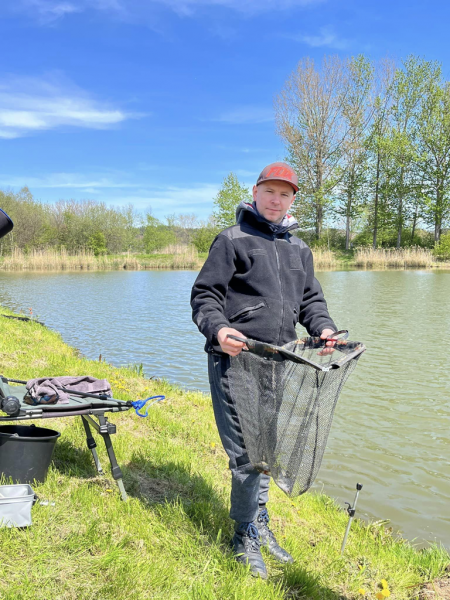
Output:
[318, 328, 337, 355]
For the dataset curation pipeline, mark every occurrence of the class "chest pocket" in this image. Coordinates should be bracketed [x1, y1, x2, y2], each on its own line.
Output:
[248, 249, 267, 257]
[289, 253, 304, 270]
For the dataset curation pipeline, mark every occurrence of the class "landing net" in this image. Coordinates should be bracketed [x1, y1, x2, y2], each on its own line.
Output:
[227, 334, 365, 497]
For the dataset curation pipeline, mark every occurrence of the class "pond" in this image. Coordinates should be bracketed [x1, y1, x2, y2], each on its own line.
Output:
[0, 269, 449, 547]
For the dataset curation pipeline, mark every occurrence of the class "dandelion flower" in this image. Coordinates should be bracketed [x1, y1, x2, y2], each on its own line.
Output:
[376, 593, 384, 600]
[381, 580, 389, 590]
[358, 589, 366, 596]
[382, 590, 390, 597]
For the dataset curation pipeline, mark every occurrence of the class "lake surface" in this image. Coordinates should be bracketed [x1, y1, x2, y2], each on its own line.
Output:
[0, 269, 449, 547]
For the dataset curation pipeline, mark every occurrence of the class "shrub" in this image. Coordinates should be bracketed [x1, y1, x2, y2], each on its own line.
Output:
[432, 232, 450, 260]
[191, 227, 218, 253]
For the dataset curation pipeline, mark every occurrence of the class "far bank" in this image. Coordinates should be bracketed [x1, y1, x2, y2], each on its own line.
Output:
[1, 246, 450, 272]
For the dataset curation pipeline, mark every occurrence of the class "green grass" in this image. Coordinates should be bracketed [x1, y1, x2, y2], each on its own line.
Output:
[0, 307, 448, 599]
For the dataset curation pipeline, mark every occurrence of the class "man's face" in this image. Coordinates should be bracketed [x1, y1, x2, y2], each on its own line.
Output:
[253, 180, 296, 224]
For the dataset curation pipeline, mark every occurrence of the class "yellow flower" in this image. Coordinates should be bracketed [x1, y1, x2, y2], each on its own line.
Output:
[376, 593, 384, 600]
[381, 580, 389, 590]
[358, 589, 366, 596]
[382, 590, 390, 597]
[210, 442, 216, 449]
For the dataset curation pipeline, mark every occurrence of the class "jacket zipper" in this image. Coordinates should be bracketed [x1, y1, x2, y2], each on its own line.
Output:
[274, 236, 284, 345]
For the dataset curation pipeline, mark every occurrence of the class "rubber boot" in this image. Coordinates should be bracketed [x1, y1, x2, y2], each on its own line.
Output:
[232, 521, 267, 579]
[256, 508, 294, 564]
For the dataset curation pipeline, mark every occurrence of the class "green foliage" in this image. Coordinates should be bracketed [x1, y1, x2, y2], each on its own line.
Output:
[432, 231, 450, 259]
[213, 172, 252, 230]
[191, 226, 219, 253]
[143, 215, 177, 253]
[88, 231, 107, 256]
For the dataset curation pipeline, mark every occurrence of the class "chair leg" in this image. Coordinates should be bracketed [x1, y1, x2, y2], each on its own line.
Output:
[81, 415, 104, 475]
[97, 415, 128, 501]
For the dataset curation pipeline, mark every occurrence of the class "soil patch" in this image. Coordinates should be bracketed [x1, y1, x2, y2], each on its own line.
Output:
[420, 576, 450, 600]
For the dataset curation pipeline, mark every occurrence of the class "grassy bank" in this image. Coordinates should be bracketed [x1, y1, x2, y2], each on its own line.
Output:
[0, 308, 449, 599]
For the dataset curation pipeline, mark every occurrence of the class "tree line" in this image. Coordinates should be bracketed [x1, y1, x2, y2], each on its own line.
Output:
[0, 187, 219, 255]
[276, 54, 450, 249]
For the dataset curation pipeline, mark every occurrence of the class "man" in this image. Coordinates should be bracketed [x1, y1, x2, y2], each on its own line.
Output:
[191, 162, 337, 578]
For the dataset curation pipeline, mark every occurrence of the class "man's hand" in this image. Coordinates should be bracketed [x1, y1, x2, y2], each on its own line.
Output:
[318, 328, 337, 356]
[217, 327, 248, 356]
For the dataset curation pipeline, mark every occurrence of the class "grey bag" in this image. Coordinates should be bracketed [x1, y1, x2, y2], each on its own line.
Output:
[0, 484, 35, 527]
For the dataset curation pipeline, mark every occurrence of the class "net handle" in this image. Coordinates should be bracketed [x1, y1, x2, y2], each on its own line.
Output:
[227, 335, 326, 371]
[227, 334, 248, 344]
[325, 330, 348, 342]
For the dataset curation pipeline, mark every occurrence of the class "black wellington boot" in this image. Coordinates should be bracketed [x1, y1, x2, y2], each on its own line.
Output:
[256, 508, 294, 564]
[232, 521, 268, 579]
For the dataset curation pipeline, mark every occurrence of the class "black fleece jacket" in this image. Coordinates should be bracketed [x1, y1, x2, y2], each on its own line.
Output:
[191, 204, 337, 353]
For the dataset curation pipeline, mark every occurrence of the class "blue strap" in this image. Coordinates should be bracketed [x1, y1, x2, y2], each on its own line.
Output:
[130, 395, 165, 417]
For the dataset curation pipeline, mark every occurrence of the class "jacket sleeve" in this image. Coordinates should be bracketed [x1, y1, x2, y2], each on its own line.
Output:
[191, 234, 236, 347]
[299, 247, 337, 336]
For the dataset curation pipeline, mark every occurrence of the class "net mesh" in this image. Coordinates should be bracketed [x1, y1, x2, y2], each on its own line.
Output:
[227, 336, 365, 497]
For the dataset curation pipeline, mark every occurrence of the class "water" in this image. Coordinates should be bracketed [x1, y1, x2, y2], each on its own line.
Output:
[0, 269, 449, 547]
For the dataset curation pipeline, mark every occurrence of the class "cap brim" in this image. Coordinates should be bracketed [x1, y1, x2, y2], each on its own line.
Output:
[259, 177, 299, 193]
[0, 209, 14, 239]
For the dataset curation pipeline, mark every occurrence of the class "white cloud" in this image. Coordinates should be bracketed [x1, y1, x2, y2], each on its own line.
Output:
[214, 106, 274, 124]
[0, 172, 141, 189]
[10, 0, 323, 23]
[292, 26, 350, 49]
[0, 74, 135, 139]
[152, 0, 322, 16]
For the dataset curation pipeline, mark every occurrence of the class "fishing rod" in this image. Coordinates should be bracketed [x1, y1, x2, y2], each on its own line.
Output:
[341, 483, 363, 554]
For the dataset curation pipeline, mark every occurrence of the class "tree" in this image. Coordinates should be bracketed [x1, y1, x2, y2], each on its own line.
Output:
[386, 56, 441, 247]
[365, 58, 395, 248]
[335, 55, 374, 250]
[275, 56, 353, 240]
[416, 80, 450, 242]
[213, 173, 252, 229]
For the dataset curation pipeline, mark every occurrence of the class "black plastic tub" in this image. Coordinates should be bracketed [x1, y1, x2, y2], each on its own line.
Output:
[0, 424, 61, 484]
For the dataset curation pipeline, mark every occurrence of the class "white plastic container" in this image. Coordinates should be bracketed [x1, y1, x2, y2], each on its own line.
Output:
[0, 484, 35, 527]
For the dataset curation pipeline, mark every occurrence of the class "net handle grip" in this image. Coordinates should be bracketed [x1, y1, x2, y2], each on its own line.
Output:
[326, 330, 348, 342]
[226, 334, 249, 344]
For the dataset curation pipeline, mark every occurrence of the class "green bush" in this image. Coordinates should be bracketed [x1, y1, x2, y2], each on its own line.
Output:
[143, 224, 177, 253]
[432, 232, 450, 260]
[191, 227, 218, 253]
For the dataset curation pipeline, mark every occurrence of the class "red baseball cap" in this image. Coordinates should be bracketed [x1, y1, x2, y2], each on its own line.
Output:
[256, 162, 299, 193]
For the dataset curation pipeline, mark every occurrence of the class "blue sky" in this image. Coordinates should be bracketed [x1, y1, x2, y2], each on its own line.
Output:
[1, 0, 450, 221]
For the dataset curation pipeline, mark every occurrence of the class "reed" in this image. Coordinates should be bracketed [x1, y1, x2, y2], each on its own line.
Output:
[157, 244, 193, 255]
[141, 245, 201, 270]
[354, 247, 434, 269]
[311, 248, 338, 269]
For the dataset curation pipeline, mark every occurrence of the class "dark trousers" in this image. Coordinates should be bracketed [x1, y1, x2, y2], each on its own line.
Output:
[208, 352, 270, 523]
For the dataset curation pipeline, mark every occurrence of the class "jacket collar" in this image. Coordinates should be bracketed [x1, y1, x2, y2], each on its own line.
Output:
[235, 201, 299, 235]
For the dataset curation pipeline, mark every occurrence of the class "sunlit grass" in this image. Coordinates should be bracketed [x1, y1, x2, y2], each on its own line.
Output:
[353, 247, 434, 269]
[0, 307, 448, 599]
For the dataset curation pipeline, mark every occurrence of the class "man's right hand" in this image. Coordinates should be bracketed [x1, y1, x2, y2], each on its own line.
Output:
[217, 327, 248, 356]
